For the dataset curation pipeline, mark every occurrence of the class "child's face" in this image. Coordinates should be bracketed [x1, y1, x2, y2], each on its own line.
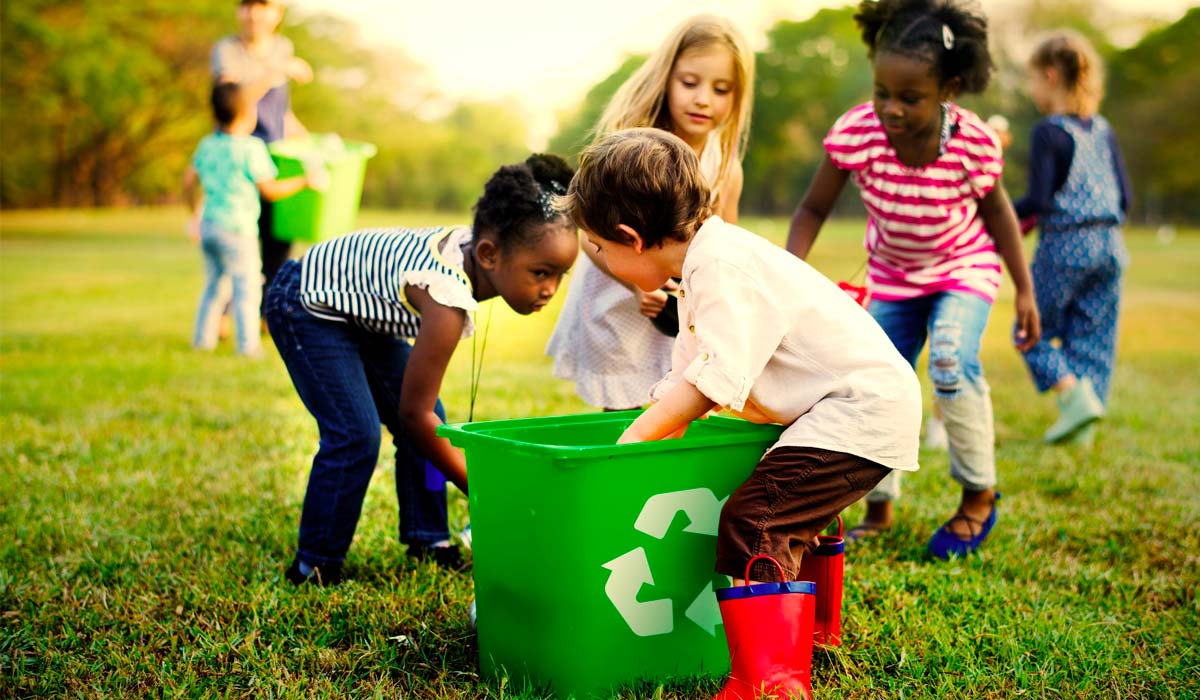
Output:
[1027, 66, 1057, 114]
[666, 44, 736, 150]
[585, 229, 665, 293]
[238, 1, 284, 41]
[871, 51, 953, 142]
[488, 221, 578, 315]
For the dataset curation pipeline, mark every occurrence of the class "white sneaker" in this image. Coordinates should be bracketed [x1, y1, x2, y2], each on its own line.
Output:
[468, 598, 477, 629]
[924, 415, 948, 451]
[460, 525, 472, 551]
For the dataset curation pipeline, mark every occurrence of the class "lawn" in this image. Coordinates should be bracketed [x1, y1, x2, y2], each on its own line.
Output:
[1, 208, 1197, 698]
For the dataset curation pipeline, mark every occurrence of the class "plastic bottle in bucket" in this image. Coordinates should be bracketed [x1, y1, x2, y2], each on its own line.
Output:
[797, 515, 845, 646]
[713, 555, 815, 700]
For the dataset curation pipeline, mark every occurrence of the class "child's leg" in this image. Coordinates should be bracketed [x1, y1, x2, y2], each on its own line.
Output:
[1061, 258, 1122, 404]
[1022, 243, 1085, 392]
[192, 230, 227, 350]
[855, 296, 932, 534]
[265, 263, 383, 569]
[716, 446, 891, 584]
[358, 337, 454, 550]
[927, 292, 998, 538]
[226, 233, 263, 356]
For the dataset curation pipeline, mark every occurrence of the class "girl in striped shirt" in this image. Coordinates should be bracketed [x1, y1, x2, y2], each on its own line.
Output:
[786, 0, 1040, 560]
[266, 155, 579, 585]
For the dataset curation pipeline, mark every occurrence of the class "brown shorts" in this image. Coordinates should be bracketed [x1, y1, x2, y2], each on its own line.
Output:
[715, 446, 891, 582]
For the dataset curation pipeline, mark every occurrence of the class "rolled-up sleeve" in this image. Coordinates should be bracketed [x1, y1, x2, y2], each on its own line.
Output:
[675, 261, 786, 412]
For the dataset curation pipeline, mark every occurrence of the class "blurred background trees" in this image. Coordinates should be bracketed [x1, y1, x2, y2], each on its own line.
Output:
[2, 0, 1196, 222]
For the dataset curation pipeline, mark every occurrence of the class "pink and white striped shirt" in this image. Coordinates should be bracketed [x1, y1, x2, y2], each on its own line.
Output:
[825, 102, 1004, 303]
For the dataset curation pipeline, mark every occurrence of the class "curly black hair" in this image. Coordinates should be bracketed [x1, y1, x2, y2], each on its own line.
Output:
[472, 154, 575, 252]
[855, 0, 993, 94]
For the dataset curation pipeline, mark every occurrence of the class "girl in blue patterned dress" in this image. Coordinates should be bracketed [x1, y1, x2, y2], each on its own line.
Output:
[1015, 30, 1132, 445]
[265, 155, 578, 585]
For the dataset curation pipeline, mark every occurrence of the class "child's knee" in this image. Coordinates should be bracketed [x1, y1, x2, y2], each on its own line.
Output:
[928, 320, 980, 397]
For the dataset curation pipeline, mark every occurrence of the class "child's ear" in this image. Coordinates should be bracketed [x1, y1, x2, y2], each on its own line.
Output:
[475, 238, 500, 270]
[940, 76, 962, 102]
[616, 224, 646, 254]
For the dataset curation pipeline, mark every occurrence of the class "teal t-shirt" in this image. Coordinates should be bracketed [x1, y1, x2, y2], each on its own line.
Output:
[192, 131, 278, 237]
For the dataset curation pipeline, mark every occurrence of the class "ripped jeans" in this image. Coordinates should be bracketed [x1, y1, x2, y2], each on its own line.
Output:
[867, 291, 996, 502]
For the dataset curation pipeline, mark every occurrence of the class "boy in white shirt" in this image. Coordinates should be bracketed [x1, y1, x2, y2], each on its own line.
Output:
[563, 127, 922, 587]
[565, 128, 921, 696]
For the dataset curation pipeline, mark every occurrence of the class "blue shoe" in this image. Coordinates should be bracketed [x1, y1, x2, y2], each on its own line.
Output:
[927, 493, 1001, 561]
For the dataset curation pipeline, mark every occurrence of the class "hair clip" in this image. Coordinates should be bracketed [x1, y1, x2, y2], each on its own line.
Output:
[942, 24, 955, 50]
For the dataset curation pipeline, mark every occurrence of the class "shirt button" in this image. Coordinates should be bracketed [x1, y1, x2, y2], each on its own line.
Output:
[689, 325, 695, 333]
[679, 289, 686, 298]
[701, 352, 709, 360]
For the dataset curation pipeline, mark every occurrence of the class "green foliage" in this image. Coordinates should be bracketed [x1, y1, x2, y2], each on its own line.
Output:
[1, 208, 1199, 698]
[547, 55, 645, 163]
[0, 2, 530, 212]
[742, 7, 871, 215]
[1106, 8, 1200, 223]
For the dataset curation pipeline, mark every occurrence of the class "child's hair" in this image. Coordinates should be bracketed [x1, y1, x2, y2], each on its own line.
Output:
[854, 0, 993, 94]
[473, 154, 574, 252]
[595, 14, 754, 207]
[1029, 30, 1105, 117]
[564, 128, 711, 249]
[210, 81, 244, 127]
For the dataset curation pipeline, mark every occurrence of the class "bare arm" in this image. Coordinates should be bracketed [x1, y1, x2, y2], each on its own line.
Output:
[979, 184, 1041, 352]
[397, 284, 469, 493]
[257, 175, 310, 202]
[718, 160, 743, 224]
[618, 380, 717, 444]
[786, 156, 850, 259]
[283, 110, 309, 139]
[183, 166, 203, 214]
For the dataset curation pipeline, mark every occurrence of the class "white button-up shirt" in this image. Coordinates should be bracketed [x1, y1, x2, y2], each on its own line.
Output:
[651, 216, 921, 472]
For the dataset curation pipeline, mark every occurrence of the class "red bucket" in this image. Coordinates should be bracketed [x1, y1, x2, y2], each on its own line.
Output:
[797, 515, 845, 646]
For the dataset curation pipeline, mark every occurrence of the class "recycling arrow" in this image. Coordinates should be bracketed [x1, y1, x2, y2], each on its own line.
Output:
[634, 488, 728, 539]
[600, 547, 674, 637]
[684, 579, 728, 636]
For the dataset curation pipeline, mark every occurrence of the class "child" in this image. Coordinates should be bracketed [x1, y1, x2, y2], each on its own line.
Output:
[184, 82, 315, 357]
[1014, 30, 1131, 446]
[565, 127, 920, 698]
[212, 0, 313, 310]
[547, 14, 754, 410]
[785, 0, 1041, 559]
[265, 155, 578, 585]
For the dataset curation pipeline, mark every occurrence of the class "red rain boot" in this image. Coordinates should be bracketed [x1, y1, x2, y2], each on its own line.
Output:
[797, 516, 845, 646]
[714, 555, 816, 700]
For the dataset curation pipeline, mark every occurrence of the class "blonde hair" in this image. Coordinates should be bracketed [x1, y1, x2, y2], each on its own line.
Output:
[1030, 29, 1105, 117]
[594, 14, 754, 211]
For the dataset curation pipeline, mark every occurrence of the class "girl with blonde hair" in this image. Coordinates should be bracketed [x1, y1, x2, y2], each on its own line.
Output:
[548, 14, 755, 410]
[1015, 29, 1132, 446]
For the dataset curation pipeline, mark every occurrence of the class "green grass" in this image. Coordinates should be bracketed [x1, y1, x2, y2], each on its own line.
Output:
[2, 208, 1198, 699]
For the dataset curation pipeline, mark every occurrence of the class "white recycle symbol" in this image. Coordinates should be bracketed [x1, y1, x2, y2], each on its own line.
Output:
[600, 488, 731, 637]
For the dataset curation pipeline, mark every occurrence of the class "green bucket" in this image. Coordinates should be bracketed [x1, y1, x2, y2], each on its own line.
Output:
[268, 135, 377, 243]
[437, 411, 783, 698]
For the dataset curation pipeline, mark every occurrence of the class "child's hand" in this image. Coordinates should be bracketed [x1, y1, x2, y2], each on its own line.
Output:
[636, 288, 669, 318]
[304, 162, 330, 192]
[1013, 290, 1041, 352]
[286, 56, 314, 84]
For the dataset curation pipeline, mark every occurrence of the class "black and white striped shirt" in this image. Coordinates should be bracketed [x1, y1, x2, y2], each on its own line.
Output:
[299, 226, 477, 339]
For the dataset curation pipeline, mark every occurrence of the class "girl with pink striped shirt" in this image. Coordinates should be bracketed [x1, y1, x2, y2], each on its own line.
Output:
[786, 0, 1040, 560]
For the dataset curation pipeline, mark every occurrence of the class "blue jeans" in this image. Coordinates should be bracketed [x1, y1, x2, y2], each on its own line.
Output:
[193, 222, 261, 355]
[867, 291, 996, 501]
[265, 260, 450, 567]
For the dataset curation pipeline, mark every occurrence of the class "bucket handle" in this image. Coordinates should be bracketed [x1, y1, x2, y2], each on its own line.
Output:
[833, 514, 843, 538]
[743, 554, 787, 583]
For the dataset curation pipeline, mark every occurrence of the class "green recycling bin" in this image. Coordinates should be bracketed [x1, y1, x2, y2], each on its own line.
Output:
[268, 135, 377, 243]
[437, 411, 783, 698]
